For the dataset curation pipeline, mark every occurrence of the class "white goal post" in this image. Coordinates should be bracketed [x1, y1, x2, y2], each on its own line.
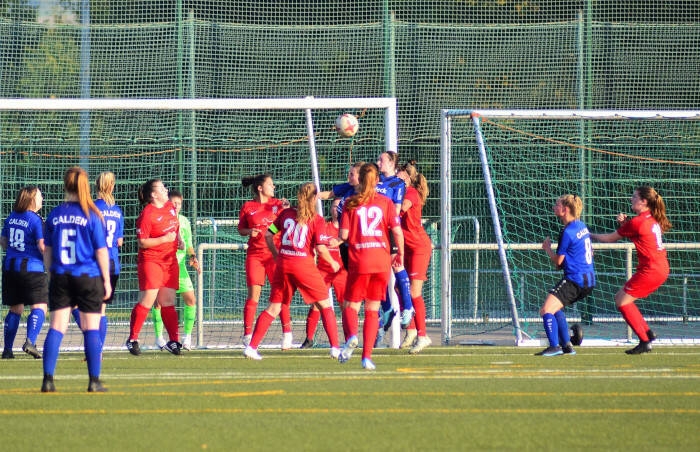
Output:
[440, 109, 700, 346]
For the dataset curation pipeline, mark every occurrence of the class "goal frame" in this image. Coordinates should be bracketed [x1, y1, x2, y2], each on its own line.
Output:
[440, 109, 700, 346]
[0, 96, 398, 350]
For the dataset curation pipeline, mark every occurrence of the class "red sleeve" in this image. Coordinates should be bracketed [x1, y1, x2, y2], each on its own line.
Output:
[136, 205, 152, 239]
[238, 202, 249, 233]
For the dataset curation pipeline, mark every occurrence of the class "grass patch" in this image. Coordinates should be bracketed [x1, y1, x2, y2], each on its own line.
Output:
[1, 346, 699, 451]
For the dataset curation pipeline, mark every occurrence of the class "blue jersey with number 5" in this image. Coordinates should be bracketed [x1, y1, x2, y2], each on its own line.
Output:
[1, 210, 45, 272]
[95, 199, 124, 275]
[45, 202, 107, 277]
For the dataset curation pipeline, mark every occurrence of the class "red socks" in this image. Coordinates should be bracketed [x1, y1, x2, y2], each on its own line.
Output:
[279, 303, 292, 333]
[251, 311, 275, 349]
[160, 305, 179, 342]
[618, 303, 650, 341]
[306, 307, 321, 340]
[413, 295, 427, 336]
[320, 307, 339, 348]
[243, 299, 257, 335]
[362, 310, 379, 360]
[129, 303, 150, 340]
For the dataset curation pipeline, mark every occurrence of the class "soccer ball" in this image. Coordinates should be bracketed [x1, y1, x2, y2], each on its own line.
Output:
[335, 113, 359, 138]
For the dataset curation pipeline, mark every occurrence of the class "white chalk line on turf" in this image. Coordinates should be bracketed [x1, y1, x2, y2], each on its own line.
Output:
[2, 367, 700, 384]
[1, 407, 700, 416]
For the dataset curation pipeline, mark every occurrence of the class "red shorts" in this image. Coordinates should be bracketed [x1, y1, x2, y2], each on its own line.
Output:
[138, 258, 179, 291]
[321, 268, 347, 303]
[344, 271, 390, 303]
[278, 268, 329, 305]
[405, 248, 431, 281]
[268, 265, 285, 304]
[624, 267, 669, 299]
[245, 252, 276, 287]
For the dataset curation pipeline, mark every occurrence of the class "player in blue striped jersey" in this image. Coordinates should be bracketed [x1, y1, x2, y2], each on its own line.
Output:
[1, 186, 47, 359]
[94, 172, 124, 348]
[41, 167, 111, 393]
[538, 194, 595, 356]
[375, 151, 413, 343]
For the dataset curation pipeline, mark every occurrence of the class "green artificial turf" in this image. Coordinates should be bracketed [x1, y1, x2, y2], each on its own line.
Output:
[1, 346, 698, 451]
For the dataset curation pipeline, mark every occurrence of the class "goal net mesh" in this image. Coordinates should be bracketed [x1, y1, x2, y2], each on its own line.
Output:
[451, 113, 700, 344]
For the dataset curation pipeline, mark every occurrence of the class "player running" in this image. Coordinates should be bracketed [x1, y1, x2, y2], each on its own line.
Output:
[243, 182, 341, 360]
[591, 186, 670, 354]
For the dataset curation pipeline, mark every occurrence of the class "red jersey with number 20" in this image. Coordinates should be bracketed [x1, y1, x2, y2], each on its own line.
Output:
[271, 208, 327, 272]
[341, 193, 400, 274]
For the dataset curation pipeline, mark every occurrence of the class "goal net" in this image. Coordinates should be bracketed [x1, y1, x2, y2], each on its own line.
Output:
[0, 97, 397, 350]
[441, 109, 700, 346]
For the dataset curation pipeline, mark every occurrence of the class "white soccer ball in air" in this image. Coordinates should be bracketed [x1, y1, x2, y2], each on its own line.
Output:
[335, 113, 359, 138]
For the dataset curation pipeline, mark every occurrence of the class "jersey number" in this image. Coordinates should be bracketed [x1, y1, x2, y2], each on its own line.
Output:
[281, 218, 309, 249]
[60, 229, 77, 265]
[584, 237, 593, 264]
[105, 219, 117, 248]
[8, 227, 26, 251]
[356, 206, 383, 237]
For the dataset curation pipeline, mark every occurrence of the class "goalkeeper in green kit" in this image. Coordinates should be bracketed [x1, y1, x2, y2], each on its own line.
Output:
[153, 189, 200, 351]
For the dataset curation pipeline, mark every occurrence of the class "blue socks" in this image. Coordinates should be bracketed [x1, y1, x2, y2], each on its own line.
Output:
[43, 328, 64, 376]
[27, 308, 45, 344]
[3, 311, 20, 351]
[71, 308, 82, 329]
[555, 310, 571, 345]
[84, 330, 102, 378]
[99, 316, 108, 348]
[394, 269, 413, 311]
[542, 313, 559, 347]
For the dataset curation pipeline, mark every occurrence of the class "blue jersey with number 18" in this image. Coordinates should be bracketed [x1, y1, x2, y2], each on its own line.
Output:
[1, 210, 45, 272]
[45, 202, 107, 277]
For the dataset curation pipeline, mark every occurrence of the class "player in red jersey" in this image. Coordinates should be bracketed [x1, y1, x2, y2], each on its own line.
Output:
[300, 199, 348, 348]
[238, 174, 293, 348]
[243, 182, 341, 360]
[337, 163, 404, 370]
[591, 186, 672, 354]
[396, 161, 433, 354]
[126, 179, 183, 356]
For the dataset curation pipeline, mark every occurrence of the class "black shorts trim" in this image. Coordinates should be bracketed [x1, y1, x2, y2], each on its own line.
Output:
[2, 270, 48, 306]
[548, 277, 594, 307]
[49, 273, 104, 314]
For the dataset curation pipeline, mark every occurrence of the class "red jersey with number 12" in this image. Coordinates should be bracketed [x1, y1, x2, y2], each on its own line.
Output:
[340, 193, 399, 274]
